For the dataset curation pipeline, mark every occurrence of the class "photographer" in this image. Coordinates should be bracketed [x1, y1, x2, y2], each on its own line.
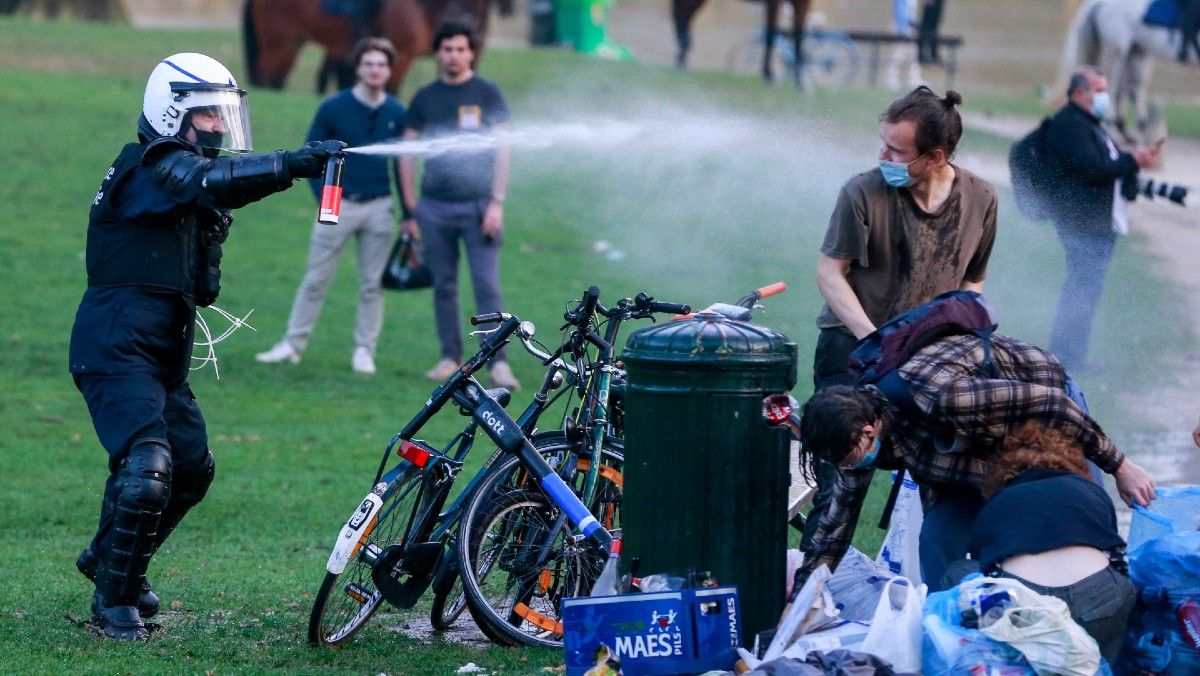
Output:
[1041, 67, 1159, 373]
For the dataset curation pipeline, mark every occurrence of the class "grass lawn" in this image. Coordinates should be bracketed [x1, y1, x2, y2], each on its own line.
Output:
[0, 16, 1191, 674]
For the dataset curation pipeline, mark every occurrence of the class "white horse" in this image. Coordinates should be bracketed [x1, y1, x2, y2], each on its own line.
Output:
[1059, 0, 1193, 143]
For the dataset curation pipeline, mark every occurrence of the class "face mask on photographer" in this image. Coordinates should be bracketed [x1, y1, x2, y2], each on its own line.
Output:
[1090, 91, 1112, 121]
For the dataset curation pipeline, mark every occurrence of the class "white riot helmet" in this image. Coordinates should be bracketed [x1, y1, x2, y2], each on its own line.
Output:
[141, 53, 252, 153]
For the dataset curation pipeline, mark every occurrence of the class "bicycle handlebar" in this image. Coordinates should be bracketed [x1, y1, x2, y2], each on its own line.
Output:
[470, 312, 511, 326]
[734, 281, 787, 309]
[564, 286, 601, 327]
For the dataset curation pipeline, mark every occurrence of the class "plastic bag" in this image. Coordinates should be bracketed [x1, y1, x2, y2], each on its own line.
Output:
[1129, 530, 1200, 599]
[1128, 485, 1200, 552]
[876, 471, 924, 585]
[1117, 531, 1200, 674]
[826, 546, 897, 623]
[966, 577, 1101, 676]
[780, 620, 869, 660]
[922, 575, 1035, 676]
[859, 577, 926, 673]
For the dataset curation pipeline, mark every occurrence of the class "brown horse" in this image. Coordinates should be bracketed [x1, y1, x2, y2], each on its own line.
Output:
[243, 0, 512, 94]
[672, 0, 813, 86]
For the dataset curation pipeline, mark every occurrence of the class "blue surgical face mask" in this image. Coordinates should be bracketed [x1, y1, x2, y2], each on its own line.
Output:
[851, 436, 881, 470]
[878, 156, 922, 188]
[1091, 91, 1112, 121]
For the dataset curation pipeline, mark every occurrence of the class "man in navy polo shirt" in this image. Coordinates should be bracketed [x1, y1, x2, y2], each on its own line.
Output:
[257, 37, 406, 375]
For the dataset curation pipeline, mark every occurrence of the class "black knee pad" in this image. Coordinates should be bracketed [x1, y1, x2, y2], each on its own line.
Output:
[174, 451, 215, 510]
[120, 439, 173, 511]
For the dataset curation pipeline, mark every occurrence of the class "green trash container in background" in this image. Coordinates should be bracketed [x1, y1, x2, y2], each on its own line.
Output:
[554, 0, 633, 59]
[621, 312, 797, 643]
[553, 0, 582, 49]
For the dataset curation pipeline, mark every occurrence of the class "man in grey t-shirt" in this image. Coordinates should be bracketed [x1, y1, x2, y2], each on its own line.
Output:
[804, 86, 998, 553]
[399, 22, 519, 390]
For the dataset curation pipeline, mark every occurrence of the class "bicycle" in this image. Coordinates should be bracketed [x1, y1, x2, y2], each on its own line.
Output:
[727, 28, 861, 88]
[307, 312, 594, 646]
[456, 288, 720, 649]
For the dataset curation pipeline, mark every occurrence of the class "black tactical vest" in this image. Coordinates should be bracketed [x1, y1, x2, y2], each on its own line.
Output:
[86, 140, 221, 305]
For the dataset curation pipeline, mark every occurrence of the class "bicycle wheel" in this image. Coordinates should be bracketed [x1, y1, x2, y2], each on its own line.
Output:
[429, 557, 468, 631]
[457, 437, 624, 648]
[726, 33, 790, 80]
[308, 464, 441, 646]
[803, 31, 860, 89]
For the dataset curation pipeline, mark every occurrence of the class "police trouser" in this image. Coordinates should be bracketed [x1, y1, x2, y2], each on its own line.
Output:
[71, 292, 215, 602]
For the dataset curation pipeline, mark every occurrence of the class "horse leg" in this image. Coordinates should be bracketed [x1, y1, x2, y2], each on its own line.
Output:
[763, 0, 780, 82]
[1124, 52, 1157, 144]
[672, 0, 700, 69]
[248, 1, 305, 89]
[791, 0, 811, 88]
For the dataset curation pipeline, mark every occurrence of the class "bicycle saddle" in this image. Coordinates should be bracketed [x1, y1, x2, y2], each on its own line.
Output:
[485, 387, 511, 408]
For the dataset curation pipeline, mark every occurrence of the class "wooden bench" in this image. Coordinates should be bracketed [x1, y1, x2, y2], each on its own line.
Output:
[842, 30, 964, 90]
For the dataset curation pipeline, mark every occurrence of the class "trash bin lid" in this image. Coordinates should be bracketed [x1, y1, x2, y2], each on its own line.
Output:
[623, 312, 796, 383]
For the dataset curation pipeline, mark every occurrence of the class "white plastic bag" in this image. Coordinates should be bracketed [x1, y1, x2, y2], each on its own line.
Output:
[967, 576, 1101, 676]
[780, 620, 870, 659]
[826, 546, 897, 623]
[858, 577, 926, 673]
[876, 471, 924, 585]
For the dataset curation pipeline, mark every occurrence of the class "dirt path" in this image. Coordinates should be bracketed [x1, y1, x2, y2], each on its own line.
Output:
[958, 111, 1200, 485]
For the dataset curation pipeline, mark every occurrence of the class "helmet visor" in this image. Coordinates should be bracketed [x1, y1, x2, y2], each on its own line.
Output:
[174, 85, 252, 153]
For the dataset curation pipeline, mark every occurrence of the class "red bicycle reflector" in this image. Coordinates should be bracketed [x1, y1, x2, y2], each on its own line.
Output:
[397, 439, 431, 467]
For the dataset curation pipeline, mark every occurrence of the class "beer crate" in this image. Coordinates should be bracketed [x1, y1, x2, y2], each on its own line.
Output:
[562, 586, 741, 675]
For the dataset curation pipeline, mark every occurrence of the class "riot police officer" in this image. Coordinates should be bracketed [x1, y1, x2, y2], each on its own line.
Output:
[70, 52, 345, 640]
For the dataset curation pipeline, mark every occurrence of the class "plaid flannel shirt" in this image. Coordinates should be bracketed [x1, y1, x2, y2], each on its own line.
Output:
[796, 333, 1124, 589]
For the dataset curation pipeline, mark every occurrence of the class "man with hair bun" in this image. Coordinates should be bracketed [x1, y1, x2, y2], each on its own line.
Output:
[803, 86, 999, 554]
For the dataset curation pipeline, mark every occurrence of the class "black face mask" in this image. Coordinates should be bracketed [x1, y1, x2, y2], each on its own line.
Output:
[194, 129, 225, 150]
[180, 113, 224, 150]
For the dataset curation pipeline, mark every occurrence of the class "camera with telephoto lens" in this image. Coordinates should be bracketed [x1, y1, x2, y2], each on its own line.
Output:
[1137, 178, 1188, 206]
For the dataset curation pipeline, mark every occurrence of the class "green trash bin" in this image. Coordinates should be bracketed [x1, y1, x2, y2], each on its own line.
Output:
[553, 0, 582, 49]
[554, 0, 629, 57]
[621, 312, 797, 642]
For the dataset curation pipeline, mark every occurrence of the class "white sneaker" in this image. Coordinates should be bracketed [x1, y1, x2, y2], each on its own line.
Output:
[255, 341, 300, 364]
[351, 347, 376, 375]
[489, 361, 521, 390]
[425, 358, 460, 381]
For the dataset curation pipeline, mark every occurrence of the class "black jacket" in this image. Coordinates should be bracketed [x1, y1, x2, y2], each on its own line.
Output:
[1041, 102, 1139, 234]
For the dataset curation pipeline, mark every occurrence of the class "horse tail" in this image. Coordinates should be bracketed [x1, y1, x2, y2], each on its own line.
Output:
[1053, 0, 1103, 101]
[242, 0, 261, 86]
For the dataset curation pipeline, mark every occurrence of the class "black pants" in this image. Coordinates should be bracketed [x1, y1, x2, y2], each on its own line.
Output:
[917, 0, 946, 65]
[1180, 0, 1200, 62]
[801, 328, 860, 550]
[70, 288, 212, 566]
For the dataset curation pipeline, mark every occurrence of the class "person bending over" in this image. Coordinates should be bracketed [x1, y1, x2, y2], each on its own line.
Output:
[966, 422, 1136, 664]
[793, 332, 1155, 595]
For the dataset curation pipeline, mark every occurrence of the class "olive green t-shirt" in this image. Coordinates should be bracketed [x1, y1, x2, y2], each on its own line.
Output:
[815, 166, 998, 331]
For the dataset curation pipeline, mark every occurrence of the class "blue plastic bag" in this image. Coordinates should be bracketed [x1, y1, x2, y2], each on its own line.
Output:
[922, 574, 1035, 676]
[1128, 486, 1200, 552]
[1117, 531, 1200, 674]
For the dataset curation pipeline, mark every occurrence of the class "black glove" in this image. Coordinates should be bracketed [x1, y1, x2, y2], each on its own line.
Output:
[285, 140, 347, 179]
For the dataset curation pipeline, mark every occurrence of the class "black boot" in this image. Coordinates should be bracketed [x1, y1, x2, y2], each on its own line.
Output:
[77, 547, 160, 618]
[91, 592, 149, 640]
[88, 441, 172, 639]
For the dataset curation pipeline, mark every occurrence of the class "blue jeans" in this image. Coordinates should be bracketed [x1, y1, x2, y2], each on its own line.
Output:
[1048, 225, 1117, 371]
[919, 486, 985, 591]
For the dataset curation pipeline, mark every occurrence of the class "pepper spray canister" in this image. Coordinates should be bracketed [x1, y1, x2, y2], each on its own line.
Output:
[317, 155, 345, 225]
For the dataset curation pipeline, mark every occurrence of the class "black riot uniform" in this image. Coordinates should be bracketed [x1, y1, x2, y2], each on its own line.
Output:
[70, 115, 342, 639]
